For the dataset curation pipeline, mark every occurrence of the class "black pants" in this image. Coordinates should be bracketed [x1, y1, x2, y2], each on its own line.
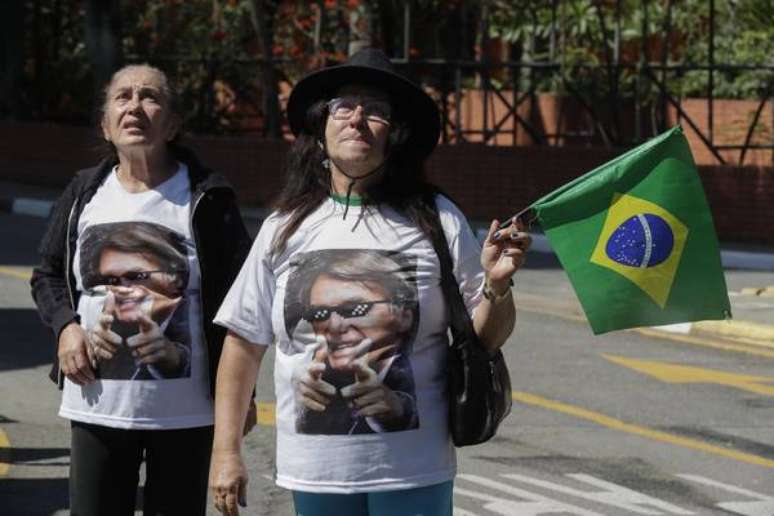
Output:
[69, 421, 213, 516]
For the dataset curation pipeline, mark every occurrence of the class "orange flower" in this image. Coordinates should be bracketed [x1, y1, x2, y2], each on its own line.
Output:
[346, 0, 359, 7]
[324, 0, 337, 8]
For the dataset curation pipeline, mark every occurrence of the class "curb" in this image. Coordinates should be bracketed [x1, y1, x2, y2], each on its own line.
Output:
[5, 194, 774, 272]
[0, 197, 54, 218]
[474, 229, 774, 272]
[690, 320, 774, 348]
[2, 193, 773, 346]
[517, 292, 774, 350]
[0, 195, 270, 227]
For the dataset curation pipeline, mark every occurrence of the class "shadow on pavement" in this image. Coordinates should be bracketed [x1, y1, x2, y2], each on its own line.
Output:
[0, 213, 47, 267]
[8, 447, 70, 467]
[0, 466, 147, 515]
[0, 478, 69, 515]
[0, 308, 53, 372]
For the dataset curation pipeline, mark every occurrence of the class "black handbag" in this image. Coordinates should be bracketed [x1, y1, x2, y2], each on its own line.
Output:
[425, 201, 513, 447]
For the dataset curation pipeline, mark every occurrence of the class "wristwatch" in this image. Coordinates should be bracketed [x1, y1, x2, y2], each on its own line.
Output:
[482, 277, 513, 303]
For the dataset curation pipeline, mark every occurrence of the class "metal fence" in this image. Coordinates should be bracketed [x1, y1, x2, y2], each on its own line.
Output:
[388, 59, 773, 166]
[14, 1, 774, 165]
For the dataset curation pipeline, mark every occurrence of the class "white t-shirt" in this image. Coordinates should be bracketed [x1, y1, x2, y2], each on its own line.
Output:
[59, 164, 213, 429]
[215, 195, 484, 493]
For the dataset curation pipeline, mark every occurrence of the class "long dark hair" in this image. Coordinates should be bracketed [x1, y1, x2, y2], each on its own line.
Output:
[271, 96, 442, 255]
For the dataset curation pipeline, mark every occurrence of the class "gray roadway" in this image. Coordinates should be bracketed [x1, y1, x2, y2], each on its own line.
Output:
[1, 212, 773, 515]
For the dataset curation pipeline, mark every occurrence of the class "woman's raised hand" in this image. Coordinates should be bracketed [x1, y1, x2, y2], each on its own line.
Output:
[481, 217, 532, 288]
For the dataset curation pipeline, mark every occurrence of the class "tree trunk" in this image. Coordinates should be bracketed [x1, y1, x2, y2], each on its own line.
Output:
[375, 0, 396, 57]
[247, 0, 282, 139]
[348, 2, 373, 56]
[0, 0, 25, 119]
[84, 0, 123, 92]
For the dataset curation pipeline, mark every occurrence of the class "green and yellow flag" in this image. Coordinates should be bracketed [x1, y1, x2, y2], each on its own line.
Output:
[529, 126, 731, 334]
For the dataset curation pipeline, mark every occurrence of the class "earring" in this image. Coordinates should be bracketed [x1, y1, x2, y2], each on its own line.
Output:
[321, 158, 331, 169]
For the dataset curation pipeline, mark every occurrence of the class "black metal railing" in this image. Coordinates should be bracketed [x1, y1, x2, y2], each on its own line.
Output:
[12, 0, 773, 166]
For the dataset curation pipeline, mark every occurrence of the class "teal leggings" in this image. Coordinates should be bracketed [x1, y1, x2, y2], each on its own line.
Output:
[292, 480, 454, 516]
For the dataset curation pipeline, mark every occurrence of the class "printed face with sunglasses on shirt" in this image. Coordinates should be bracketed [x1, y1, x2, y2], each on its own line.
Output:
[97, 248, 183, 325]
[291, 255, 419, 433]
[303, 273, 414, 371]
[86, 243, 188, 379]
[77, 221, 191, 379]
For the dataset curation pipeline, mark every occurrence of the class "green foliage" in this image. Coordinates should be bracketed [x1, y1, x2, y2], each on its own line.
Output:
[487, 0, 773, 100]
[122, 0, 264, 133]
[22, 2, 92, 123]
[17, 0, 772, 131]
[672, 0, 773, 98]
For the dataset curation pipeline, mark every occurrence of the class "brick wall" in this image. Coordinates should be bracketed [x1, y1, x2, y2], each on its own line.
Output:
[448, 92, 773, 166]
[1, 122, 771, 243]
[668, 98, 773, 167]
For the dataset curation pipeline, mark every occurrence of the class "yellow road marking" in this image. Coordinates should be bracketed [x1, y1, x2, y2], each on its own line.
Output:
[603, 354, 774, 396]
[256, 401, 275, 426]
[518, 302, 774, 359]
[512, 390, 774, 469]
[0, 427, 10, 476]
[0, 266, 32, 281]
[634, 327, 774, 358]
[256, 393, 774, 468]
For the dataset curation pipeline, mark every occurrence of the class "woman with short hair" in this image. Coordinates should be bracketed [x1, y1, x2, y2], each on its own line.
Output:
[31, 64, 252, 516]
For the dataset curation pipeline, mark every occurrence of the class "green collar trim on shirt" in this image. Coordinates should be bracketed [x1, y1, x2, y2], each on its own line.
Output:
[330, 192, 363, 206]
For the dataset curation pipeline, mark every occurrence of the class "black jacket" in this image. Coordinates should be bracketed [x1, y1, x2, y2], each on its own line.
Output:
[30, 148, 252, 397]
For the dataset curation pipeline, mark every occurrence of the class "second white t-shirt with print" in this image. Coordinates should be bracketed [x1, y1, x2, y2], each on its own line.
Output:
[60, 164, 213, 429]
[215, 195, 484, 493]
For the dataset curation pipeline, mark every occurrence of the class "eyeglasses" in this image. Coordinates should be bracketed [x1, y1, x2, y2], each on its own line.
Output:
[302, 300, 393, 323]
[326, 97, 392, 125]
[98, 270, 175, 287]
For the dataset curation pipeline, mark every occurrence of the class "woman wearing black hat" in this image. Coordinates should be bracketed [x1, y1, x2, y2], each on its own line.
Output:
[209, 48, 531, 515]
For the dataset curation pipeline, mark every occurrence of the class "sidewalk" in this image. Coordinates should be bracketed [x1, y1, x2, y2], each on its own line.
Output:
[3, 180, 772, 347]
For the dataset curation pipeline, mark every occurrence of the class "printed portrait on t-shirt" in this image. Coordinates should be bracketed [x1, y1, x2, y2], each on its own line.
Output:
[284, 249, 420, 435]
[79, 221, 191, 380]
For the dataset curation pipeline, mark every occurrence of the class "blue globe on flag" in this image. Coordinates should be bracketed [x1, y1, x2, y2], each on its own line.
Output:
[605, 213, 674, 268]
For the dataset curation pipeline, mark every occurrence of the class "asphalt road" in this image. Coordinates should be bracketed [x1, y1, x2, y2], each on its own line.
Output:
[1, 211, 773, 516]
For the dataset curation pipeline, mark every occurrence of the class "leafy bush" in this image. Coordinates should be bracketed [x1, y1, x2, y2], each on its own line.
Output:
[10, 0, 771, 132]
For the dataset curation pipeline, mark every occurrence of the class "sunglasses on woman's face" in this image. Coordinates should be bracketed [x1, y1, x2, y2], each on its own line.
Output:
[326, 96, 392, 125]
[302, 300, 393, 323]
[98, 270, 174, 287]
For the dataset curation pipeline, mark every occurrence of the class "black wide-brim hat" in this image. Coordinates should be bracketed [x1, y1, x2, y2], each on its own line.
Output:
[287, 48, 441, 160]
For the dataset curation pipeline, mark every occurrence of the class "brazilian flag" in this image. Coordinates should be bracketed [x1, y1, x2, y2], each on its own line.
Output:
[529, 126, 731, 334]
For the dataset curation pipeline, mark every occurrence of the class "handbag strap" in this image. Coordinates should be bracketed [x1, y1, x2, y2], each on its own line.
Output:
[422, 193, 479, 348]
